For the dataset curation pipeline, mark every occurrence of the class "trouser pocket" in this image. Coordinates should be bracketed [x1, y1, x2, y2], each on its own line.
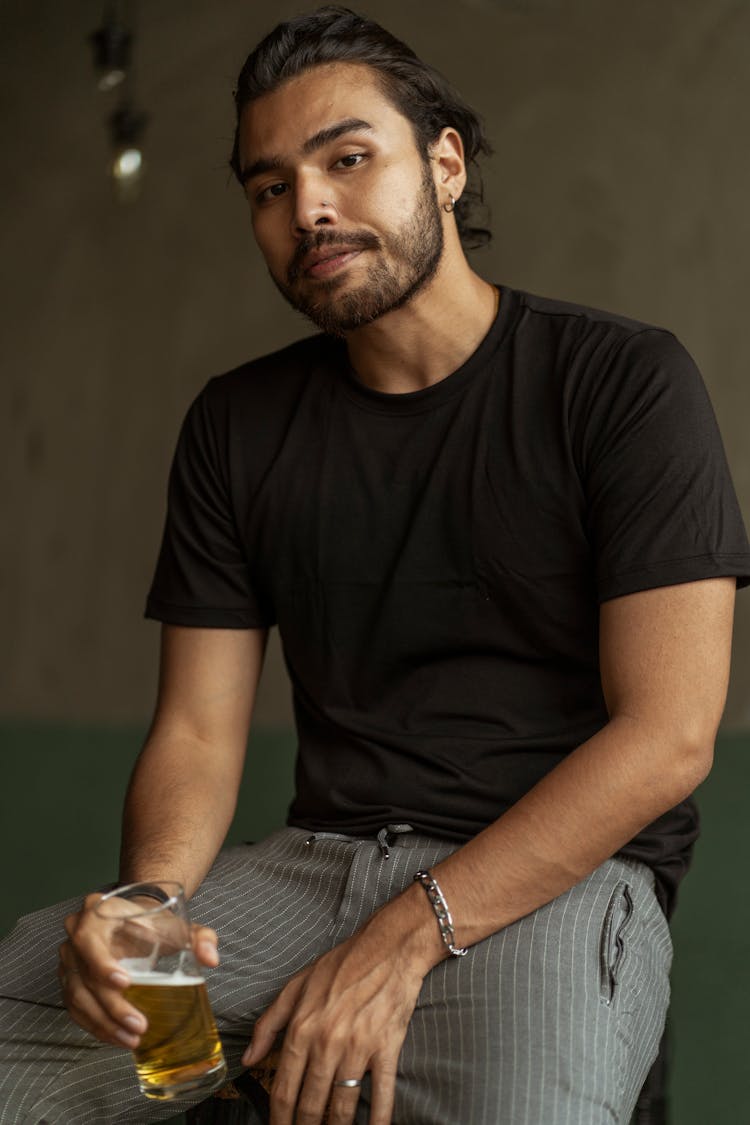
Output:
[599, 880, 634, 1005]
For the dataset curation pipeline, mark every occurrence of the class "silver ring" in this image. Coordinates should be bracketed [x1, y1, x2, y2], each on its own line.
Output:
[334, 1078, 362, 1088]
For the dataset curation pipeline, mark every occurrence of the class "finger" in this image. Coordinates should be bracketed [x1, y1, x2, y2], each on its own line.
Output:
[291, 1054, 367, 1125]
[58, 940, 146, 1035]
[57, 945, 82, 996]
[191, 924, 220, 967]
[268, 1041, 313, 1125]
[242, 972, 308, 1066]
[63, 912, 133, 993]
[325, 1070, 367, 1125]
[63, 973, 145, 1049]
[288, 1068, 344, 1125]
[82, 891, 106, 910]
[271, 1023, 362, 1125]
[62, 894, 106, 941]
[367, 1053, 399, 1125]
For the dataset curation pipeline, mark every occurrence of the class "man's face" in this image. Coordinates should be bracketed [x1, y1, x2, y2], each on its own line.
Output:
[237, 63, 445, 335]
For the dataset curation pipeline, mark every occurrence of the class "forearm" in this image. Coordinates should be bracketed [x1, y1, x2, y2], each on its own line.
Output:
[119, 729, 242, 896]
[374, 714, 713, 969]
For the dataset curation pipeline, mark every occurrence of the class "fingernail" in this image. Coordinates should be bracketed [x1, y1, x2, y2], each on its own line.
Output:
[199, 942, 219, 965]
[124, 1015, 146, 1032]
[109, 971, 130, 987]
[116, 1029, 139, 1047]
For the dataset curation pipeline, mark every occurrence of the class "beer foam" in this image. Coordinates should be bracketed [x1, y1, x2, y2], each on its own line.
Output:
[119, 960, 205, 986]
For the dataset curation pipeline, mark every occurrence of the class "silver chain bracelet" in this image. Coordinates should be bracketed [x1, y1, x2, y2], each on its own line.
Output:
[413, 869, 468, 957]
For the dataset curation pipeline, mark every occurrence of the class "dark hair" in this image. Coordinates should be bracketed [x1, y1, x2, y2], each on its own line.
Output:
[229, 6, 492, 250]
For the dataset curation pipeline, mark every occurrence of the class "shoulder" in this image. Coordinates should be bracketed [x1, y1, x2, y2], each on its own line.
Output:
[200, 332, 342, 414]
[172, 333, 345, 488]
[505, 285, 699, 394]
[509, 285, 682, 366]
[513, 287, 662, 338]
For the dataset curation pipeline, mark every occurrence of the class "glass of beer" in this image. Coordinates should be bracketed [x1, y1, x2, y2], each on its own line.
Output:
[94, 881, 227, 1100]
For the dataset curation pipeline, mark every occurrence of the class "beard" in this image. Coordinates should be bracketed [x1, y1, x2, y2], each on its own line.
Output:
[270, 160, 444, 336]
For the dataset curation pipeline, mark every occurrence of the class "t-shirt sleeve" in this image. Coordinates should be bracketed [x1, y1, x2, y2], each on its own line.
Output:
[144, 381, 275, 628]
[576, 328, 750, 602]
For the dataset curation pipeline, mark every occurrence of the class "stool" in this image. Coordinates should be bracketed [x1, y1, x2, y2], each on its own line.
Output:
[630, 1023, 669, 1124]
[184, 1075, 265, 1125]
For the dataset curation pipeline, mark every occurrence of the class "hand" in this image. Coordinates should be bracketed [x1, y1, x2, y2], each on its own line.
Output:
[242, 912, 433, 1125]
[59, 892, 219, 1048]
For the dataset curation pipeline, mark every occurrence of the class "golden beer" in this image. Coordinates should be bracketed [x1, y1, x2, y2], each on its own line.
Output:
[124, 971, 227, 1099]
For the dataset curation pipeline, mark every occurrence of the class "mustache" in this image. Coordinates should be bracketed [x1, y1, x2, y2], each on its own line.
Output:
[287, 229, 381, 284]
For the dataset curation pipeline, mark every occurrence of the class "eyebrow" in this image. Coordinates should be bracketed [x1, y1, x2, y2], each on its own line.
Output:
[240, 117, 374, 185]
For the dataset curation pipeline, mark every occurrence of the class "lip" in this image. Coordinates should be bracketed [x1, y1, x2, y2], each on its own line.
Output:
[304, 249, 362, 278]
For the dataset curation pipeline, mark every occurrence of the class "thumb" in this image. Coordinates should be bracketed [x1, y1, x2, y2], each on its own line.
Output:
[191, 925, 220, 967]
[242, 972, 307, 1066]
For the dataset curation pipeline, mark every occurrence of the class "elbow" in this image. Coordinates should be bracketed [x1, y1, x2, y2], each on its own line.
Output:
[670, 728, 716, 800]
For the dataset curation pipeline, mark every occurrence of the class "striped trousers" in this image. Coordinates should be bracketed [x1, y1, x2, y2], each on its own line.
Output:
[0, 827, 671, 1124]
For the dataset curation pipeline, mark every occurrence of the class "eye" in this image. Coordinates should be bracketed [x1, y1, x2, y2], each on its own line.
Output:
[334, 153, 366, 169]
[256, 181, 289, 204]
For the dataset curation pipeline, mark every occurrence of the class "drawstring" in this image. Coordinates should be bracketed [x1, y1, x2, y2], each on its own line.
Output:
[305, 824, 414, 859]
[304, 832, 352, 846]
[376, 827, 390, 859]
[376, 823, 414, 860]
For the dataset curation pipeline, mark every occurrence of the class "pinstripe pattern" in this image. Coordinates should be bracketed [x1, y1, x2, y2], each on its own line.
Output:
[0, 828, 670, 1124]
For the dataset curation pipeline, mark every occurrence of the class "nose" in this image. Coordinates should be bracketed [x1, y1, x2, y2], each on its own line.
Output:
[291, 175, 338, 235]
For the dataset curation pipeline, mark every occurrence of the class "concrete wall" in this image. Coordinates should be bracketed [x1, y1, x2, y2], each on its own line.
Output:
[3, 0, 749, 728]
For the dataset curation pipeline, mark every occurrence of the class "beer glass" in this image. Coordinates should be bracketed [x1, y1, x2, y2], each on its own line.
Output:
[94, 881, 227, 1100]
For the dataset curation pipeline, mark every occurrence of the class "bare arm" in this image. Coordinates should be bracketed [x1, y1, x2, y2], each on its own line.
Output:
[119, 623, 268, 894]
[399, 575, 735, 951]
[60, 623, 267, 1048]
[246, 577, 736, 1125]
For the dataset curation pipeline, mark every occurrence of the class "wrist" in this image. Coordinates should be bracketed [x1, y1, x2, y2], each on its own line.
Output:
[366, 882, 450, 975]
[117, 864, 194, 896]
[412, 869, 468, 958]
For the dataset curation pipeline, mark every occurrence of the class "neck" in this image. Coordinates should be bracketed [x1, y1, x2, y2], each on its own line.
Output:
[344, 253, 498, 395]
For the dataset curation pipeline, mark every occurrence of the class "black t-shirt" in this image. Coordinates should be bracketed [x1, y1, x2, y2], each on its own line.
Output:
[146, 285, 750, 914]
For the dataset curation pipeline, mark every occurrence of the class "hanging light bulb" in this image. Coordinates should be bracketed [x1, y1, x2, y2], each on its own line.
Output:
[108, 103, 148, 202]
[89, 12, 132, 92]
[88, 2, 151, 201]
[112, 147, 143, 180]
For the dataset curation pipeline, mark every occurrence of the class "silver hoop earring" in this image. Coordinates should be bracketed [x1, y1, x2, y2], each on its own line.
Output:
[442, 195, 456, 214]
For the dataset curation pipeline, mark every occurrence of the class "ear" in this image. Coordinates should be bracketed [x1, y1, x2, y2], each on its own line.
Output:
[430, 127, 468, 208]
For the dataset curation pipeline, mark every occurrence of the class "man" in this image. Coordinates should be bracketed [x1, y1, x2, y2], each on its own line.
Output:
[1, 6, 749, 1124]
